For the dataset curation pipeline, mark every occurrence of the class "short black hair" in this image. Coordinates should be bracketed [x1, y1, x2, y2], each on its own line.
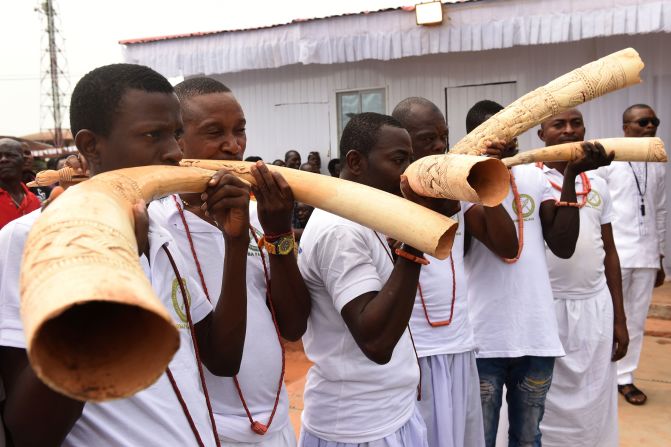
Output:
[284, 150, 300, 161]
[392, 97, 443, 128]
[327, 158, 340, 175]
[69, 63, 174, 137]
[466, 100, 503, 133]
[244, 155, 262, 162]
[174, 77, 232, 122]
[339, 112, 404, 164]
[174, 77, 231, 102]
[623, 104, 653, 123]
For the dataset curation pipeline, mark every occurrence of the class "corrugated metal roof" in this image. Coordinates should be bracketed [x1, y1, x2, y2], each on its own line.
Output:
[119, 1, 475, 45]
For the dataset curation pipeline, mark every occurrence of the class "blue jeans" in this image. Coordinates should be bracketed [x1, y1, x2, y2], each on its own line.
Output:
[476, 356, 555, 447]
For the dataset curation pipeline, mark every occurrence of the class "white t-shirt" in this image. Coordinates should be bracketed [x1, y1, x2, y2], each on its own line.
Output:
[0, 208, 218, 447]
[465, 164, 565, 358]
[596, 161, 667, 269]
[298, 208, 420, 443]
[542, 166, 613, 299]
[410, 206, 474, 357]
[152, 196, 289, 442]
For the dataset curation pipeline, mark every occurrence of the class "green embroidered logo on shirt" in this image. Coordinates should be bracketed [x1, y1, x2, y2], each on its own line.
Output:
[171, 277, 192, 328]
[586, 190, 602, 208]
[512, 194, 535, 220]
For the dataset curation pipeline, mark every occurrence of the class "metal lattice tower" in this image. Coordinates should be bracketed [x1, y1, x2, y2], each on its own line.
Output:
[36, 0, 69, 147]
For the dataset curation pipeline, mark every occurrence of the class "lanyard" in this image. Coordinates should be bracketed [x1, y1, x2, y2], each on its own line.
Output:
[628, 162, 648, 216]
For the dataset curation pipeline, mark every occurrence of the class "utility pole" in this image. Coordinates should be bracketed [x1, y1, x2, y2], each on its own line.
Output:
[37, 0, 68, 147]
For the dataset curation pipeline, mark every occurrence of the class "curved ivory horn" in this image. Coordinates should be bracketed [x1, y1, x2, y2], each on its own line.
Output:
[180, 160, 457, 259]
[503, 137, 667, 168]
[451, 48, 644, 155]
[26, 166, 87, 188]
[23, 163, 457, 400]
[403, 154, 510, 206]
[21, 166, 214, 401]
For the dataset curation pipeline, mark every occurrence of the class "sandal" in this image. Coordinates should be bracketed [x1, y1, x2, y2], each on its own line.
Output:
[618, 383, 647, 405]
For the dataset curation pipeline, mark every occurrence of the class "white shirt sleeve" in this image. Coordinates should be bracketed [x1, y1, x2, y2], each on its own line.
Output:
[0, 220, 28, 349]
[654, 164, 667, 257]
[540, 172, 555, 203]
[600, 180, 614, 225]
[317, 225, 383, 313]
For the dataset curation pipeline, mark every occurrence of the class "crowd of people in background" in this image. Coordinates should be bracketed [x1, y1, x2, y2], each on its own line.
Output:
[0, 62, 666, 447]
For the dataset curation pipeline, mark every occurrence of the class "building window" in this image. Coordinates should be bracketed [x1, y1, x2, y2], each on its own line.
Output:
[337, 88, 386, 140]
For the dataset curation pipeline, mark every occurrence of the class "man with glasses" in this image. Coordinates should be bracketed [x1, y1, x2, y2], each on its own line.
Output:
[597, 104, 666, 406]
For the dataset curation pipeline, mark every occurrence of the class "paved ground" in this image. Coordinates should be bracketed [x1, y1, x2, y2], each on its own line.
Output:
[285, 285, 671, 443]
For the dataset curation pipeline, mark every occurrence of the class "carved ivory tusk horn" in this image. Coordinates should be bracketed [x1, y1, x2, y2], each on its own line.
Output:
[22, 163, 457, 400]
[451, 48, 645, 155]
[502, 137, 668, 168]
[180, 160, 458, 259]
[403, 154, 510, 206]
[21, 166, 214, 401]
[26, 166, 88, 188]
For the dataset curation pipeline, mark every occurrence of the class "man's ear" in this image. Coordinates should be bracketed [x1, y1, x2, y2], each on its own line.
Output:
[537, 126, 545, 143]
[75, 130, 100, 171]
[345, 149, 366, 177]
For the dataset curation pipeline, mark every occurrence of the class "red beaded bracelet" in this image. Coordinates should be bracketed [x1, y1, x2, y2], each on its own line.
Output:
[395, 248, 430, 265]
[555, 200, 582, 208]
[263, 230, 294, 242]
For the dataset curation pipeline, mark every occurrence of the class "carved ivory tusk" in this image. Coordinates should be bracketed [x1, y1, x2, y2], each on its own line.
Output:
[403, 154, 510, 206]
[21, 166, 214, 401]
[22, 163, 457, 400]
[451, 48, 645, 155]
[502, 137, 667, 168]
[179, 160, 458, 259]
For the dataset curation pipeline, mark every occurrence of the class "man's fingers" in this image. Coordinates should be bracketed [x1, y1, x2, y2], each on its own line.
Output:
[250, 162, 273, 196]
[272, 171, 294, 202]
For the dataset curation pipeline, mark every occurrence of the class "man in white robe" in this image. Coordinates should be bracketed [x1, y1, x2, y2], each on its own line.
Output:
[597, 104, 666, 406]
[536, 109, 628, 447]
[392, 97, 518, 447]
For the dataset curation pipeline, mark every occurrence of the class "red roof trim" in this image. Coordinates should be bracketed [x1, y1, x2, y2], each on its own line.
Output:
[119, 6, 412, 45]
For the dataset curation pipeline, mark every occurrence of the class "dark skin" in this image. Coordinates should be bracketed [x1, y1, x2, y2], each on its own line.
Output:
[285, 150, 301, 169]
[299, 162, 320, 173]
[179, 91, 311, 341]
[0, 139, 27, 206]
[21, 144, 34, 172]
[0, 89, 249, 445]
[622, 106, 665, 287]
[397, 102, 518, 258]
[308, 151, 321, 170]
[538, 109, 628, 361]
[339, 125, 447, 364]
[522, 109, 611, 258]
[623, 106, 658, 138]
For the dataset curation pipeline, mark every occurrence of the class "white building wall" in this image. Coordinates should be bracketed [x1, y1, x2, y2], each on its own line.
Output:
[208, 33, 671, 266]
[213, 33, 670, 163]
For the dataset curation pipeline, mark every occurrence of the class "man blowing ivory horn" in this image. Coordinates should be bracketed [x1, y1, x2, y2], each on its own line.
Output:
[150, 76, 310, 445]
[462, 100, 613, 447]
[391, 97, 518, 447]
[297, 112, 458, 446]
[535, 108, 628, 447]
[0, 64, 252, 446]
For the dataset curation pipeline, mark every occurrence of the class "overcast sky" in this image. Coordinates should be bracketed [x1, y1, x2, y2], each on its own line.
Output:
[0, 0, 410, 137]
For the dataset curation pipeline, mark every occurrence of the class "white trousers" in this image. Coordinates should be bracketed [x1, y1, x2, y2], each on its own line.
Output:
[299, 407, 428, 447]
[417, 352, 485, 447]
[541, 288, 618, 447]
[617, 267, 656, 385]
[221, 422, 297, 447]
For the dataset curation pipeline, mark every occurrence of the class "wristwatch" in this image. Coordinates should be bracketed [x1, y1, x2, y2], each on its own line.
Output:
[262, 233, 296, 256]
